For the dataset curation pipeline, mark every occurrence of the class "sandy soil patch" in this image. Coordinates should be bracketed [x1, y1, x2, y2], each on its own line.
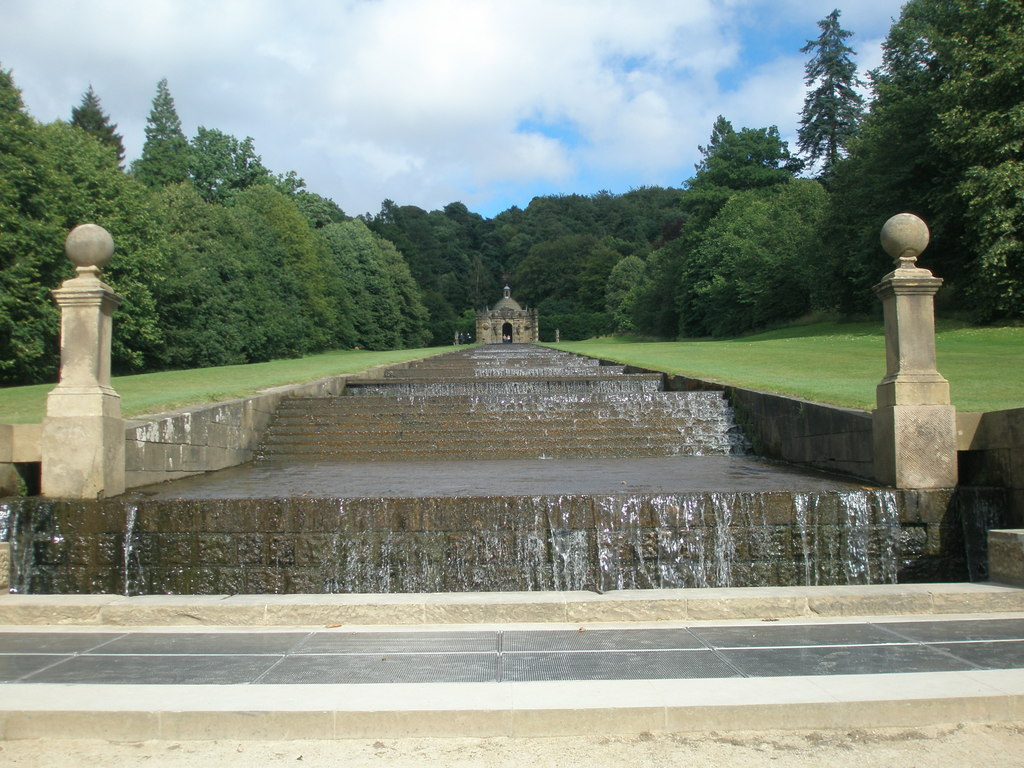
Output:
[2, 723, 1023, 767]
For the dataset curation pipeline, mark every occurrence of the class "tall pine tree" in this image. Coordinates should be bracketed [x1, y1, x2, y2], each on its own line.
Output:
[798, 9, 864, 173]
[132, 78, 190, 186]
[70, 85, 125, 166]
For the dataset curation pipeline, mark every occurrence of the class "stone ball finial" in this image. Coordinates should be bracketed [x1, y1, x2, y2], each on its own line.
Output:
[881, 213, 929, 267]
[65, 223, 114, 269]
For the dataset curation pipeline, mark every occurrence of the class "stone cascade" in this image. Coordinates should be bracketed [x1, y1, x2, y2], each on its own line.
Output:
[258, 345, 748, 462]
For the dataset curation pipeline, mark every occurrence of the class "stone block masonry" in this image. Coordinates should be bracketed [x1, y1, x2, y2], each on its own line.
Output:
[4, 488, 1004, 595]
[959, 406, 1024, 528]
[988, 529, 1024, 587]
[614, 365, 875, 482]
[122, 362, 416, 490]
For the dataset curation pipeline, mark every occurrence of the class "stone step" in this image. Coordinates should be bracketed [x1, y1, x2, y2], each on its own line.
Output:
[273, 391, 725, 414]
[263, 412, 731, 430]
[384, 365, 624, 378]
[262, 420, 733, 439]
[346, 374, 663, 385]
[259, 429, 732, 449]
[256, 436, 737, 460]
[256, 447, 729, 461]
[267, 402, 732, 423]
[343, 377, 665, 397]
[263, 412, 733, 433]
[256, 346, 746, 464]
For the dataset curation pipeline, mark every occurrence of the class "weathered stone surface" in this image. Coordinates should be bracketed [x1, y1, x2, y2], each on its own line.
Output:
[0, 464, 21, 496]
[0, 424, 41, 463]
[40, 227, 124, 499]
[42, 394, 124, 498]
[475, 285, 539, 344]
[118, 372, 363, 490]
[988, 529, 1024, 587]
[657, 372, 875, 480]
[5, 484, 1000, 595]
[959, 407, 1024, 527]
[872, 214, 957, 489]
[874, 404, 958, 489]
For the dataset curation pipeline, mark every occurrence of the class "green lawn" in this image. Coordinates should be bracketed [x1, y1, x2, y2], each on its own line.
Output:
[2, 321, 1021, 425]
[0, 347, 450, 424]
[551, 321, 1024, 413]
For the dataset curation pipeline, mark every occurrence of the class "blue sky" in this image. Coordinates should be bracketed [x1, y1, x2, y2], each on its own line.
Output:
[1, 0, 907, 219]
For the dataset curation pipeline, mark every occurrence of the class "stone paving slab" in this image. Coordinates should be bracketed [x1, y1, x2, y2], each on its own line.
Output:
[1, 586, 1021, 738]
[0, 641, 1023, 739]
[3, 617, 1022, 686]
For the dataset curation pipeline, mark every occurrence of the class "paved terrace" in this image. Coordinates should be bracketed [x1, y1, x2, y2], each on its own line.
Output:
[1, 585, 1023, 740]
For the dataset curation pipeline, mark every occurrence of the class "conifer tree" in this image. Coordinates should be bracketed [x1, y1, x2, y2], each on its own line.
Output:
[70, 85, 125, 166]
[798, 9, 864, 173]
[132, 78, 190, 186]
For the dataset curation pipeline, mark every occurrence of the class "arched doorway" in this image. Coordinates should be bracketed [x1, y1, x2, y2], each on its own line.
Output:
[502, 322, 513, 343]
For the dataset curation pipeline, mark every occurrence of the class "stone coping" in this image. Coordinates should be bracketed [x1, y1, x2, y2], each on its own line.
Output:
[0, 583, 1021, 627]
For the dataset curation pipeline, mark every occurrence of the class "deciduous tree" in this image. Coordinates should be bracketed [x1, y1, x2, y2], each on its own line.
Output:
[188, 126, 271, 203]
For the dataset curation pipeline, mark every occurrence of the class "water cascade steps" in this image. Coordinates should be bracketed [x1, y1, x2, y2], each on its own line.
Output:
[258, 346, 745, 462]
[3, 344, 1000, 595]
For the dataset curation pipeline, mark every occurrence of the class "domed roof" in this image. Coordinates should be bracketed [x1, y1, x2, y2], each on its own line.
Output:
[493, 285, 522, 311]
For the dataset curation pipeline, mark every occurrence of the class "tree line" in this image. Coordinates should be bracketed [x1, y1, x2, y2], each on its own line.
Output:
[2, 0, 1021, 387]
[364, 1, 1023, 343]
[0, 76, 431, 385]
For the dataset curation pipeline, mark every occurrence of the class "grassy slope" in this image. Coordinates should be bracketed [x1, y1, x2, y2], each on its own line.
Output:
[2, 321, 1020, 424]
[551, 321, 1024, 413]
[0, 347, 450, 424]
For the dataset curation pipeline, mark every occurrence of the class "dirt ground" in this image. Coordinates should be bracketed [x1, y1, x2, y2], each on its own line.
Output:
[2, 723, 1023, 768]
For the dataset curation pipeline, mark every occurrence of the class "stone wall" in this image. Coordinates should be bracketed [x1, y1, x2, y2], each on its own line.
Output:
[123, 387, 318, 490]
[4, 488, 995, 595]
[958, 407, 1024, 527]
[2, 361, 436, 496]
[616, 365, 876, 481]
[119, 364, 407, 487]
[988, 529, 1024, 587]
[123, 365, 402, 490]
[0, 425, 41, 496]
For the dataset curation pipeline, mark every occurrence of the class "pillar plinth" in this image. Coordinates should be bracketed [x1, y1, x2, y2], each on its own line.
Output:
[40, 225, 125, 499]
[871, 214, 957, 489]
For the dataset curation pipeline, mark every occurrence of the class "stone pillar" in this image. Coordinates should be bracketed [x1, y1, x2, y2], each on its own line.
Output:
[872, 214, 957, 488]
[41, 224, 125, 498]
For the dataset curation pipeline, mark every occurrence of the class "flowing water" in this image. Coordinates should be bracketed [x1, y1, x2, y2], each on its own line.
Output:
[0, 345, 1004, 594]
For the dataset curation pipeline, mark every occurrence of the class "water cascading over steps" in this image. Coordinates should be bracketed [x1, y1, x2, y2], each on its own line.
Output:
[2, 344, 990, 595]
[258, 347, 746, 462]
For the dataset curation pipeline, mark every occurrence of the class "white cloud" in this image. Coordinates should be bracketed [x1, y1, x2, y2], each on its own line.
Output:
[1, 0, 908, 217]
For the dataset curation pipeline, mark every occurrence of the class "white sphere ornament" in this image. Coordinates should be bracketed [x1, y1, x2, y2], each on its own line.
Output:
[881, 213, 929, 267]
[65, 223, 115, 269]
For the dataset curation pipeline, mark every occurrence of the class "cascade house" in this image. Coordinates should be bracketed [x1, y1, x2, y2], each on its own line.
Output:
[476, 286, 539, 344]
